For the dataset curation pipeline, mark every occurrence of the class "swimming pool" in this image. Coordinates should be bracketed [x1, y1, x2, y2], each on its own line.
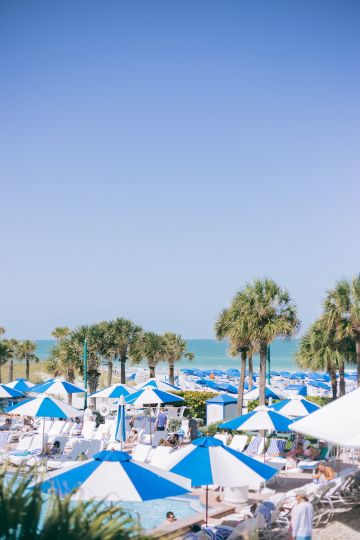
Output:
[122, 495, 204, 530]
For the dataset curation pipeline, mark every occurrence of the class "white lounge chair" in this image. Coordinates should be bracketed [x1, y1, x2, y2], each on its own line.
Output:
[47, 440, 90, 470]
[229, 435, 248, 452]
[214, 433, 228, 445]
[86, 439, 102, 458]
[48, 420, 66, 437]
[80, 421, 96, 439]
[151, 430, 168, 448]
[148, 446, 174, 468]
[10, 434, 48, 466]
[132, 444, 151, 463]
[245, 436, 264, 456]
[266, 438, 286, 457]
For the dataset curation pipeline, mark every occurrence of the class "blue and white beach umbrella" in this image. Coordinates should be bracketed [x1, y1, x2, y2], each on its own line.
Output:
[125, 387, 184, 406]
[137, 378, 181, 392]
[268, 396, 320, 418]
[6, 378, 35, 392]
[33, 379, 85, 396]
[114, 396, 127, 444]
[90, 383, 135, 399]
[221, 406, 293, 432]
[37, 450, 191, 501]
[162, 437, 277, 525]
[0, 384, 25, 399]
[6, 395, 82, 419]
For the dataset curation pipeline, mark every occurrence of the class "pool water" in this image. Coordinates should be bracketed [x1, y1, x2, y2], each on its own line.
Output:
[122, 495, 204, 530]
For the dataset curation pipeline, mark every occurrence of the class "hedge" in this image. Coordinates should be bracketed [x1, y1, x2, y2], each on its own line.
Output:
[173, 391, 218, 420]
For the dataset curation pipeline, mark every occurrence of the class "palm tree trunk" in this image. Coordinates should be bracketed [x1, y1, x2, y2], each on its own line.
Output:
[26, 356, 30, 380]
[237, 351, 247, 416]
[149, 364, 156, 378]
[88, 370, 100, 406]
[107, 359, 113, 387]
[0, 366, 2, 383]
[339, 361, 346, 396]
[258, 343, 267, 406]
[120, 355, 127, 384]
[356, 337, 360, 388]
[8, 359, 13, 382]
[248, 355, 253, 391]
[329, 368, 337, 400]
[169, 361, 175, 385]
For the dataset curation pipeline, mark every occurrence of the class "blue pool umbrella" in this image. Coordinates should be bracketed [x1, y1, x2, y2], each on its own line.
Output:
[284, 384, 308, 396]
[269, 396, 320, 417]
[90, 383, 135, 399]
[308, 372, 330, 382]
[221, 406, 292, 433]
[30, 379, 54, 392]
[196, 379, 208, 385]
[125, 387, 184, 406]
[114, 396, 127, 445]
[215, 383, 239, 394]
[279, 371, 291, 377]
[33, 379, 85, 396]
[270, 371, 281, 377]
[289, 372, 307, 380]
[308, 381, 330, 390]
[6, 378, 35, 392]
[163, 437, 277, 525]
[226, 368, 240, 377]
[211, 370, 225, 375]
[0, 384, 25, 399]
[37, 450, 190, 501]
[243, 386, 281, 401]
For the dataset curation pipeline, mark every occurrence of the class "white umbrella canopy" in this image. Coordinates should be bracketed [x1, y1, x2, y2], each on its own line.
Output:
[136, 378, 181, 392]
[291, 387, 360, 447]
[32, 379, 85, 396]
[90, 383, 135, 399]
[6, 395, 82, 419]
[125, 388, 184, 407]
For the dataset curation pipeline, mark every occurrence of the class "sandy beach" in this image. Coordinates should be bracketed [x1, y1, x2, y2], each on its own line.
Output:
[313, 505, 360, 539]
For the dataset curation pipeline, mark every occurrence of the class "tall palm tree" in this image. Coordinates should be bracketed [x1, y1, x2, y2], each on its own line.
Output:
[51, 327, 71, 340]
[215, 308, 252, 414]
[230, 278, 300, 406]
[110, 318, 143, 384]
[131, 332, 166, 378]
[46, 339, 80, 403]
[6, 339, 19, 382]
[324, 275, 360, 385]
[16, 340, 38, 380]
[0, 340, 13, 384]
[70, 325, 103, 398]
[162, 332, 194, 385]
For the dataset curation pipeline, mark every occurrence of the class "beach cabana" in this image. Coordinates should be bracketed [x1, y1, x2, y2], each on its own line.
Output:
[291, 387, 360, 448]
[206, 394, 237, 425]
[268, 396, 320, 417]
[162, 436, 277, 524]
[36, 450, 191, 502]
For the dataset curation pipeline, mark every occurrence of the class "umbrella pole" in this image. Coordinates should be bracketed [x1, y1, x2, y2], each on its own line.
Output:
[205, 485, 209, 527]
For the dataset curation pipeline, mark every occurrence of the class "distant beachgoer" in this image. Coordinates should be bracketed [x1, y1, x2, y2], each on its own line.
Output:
[313, 462, 335, 484]
[128, 416, 136, 429]
[84, 404, 95, 422]
[155, 408, 167, 431]
[45, 440, 61, 456]
[188, 416, 198, 441]
[290, 491, 313, 540]
[166, 511, 177, 523]
[0, 418, 12, 430]
[21, 418, 33, 433]
[126, 428, 138, 445]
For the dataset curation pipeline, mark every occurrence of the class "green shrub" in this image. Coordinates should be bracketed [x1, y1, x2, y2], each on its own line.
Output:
[199, 421, 221, 436]
[173, 391, 218, 420]
[167, 418, 182, 432]
[306, 396, 332, 406]
[0, 465, 146, 540]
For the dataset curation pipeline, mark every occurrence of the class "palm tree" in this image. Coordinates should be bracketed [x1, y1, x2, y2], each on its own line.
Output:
[324, 275, 360, 386]
[16, 340, 39, 380]
[229, 278, 300, 406]
[0, 340, 13, 384]
[131, 332, 166, 378]
[46, 339, 80, 403]
[215, 308, 252, 415]
[162, 332, 194, 385]
[51, 326, 71, 340]
[0, 327, 5, 337]
[70, 325, 103, 398]
[6, 339, 19, 382]
[110, 318, 143, 384]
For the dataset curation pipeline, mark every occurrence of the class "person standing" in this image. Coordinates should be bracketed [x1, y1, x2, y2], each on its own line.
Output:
[155, 407, 168, 431]
[290, 491, 313, 540]
[188, 415, 198, 441]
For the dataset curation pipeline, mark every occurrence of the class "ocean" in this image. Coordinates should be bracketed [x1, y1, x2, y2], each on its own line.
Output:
[35, 338, 300, 372]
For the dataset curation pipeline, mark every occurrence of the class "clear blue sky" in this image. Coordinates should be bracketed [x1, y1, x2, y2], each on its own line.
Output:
[1, 1, 359, 339]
